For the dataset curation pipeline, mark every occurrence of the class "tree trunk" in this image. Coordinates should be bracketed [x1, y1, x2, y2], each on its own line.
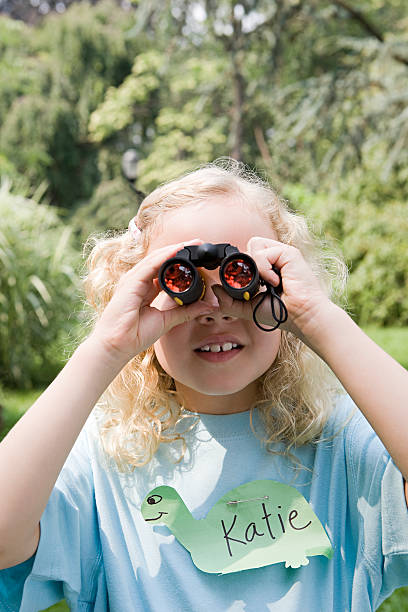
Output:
[231, 54, 245, 161]
[229, 4, 245, 161]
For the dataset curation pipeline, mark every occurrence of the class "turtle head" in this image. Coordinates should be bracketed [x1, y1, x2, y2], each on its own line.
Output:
[141, 485, 182, 525]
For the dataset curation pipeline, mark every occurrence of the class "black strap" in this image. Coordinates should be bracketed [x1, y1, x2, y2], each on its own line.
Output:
[252, 283, 288, 332]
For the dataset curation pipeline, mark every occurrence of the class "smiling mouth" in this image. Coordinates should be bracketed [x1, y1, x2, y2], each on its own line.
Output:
[145, 512, 168, 522]
[193, 346, 244, 362]
[194, 344, 244, 353]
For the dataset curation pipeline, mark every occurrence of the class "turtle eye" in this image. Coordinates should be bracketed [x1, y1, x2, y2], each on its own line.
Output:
[147, 494, 163, 505]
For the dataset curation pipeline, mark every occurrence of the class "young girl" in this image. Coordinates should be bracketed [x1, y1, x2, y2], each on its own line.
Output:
[0, 159, 407, 611]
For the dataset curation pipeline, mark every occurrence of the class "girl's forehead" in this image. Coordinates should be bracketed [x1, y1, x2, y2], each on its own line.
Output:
[149, 199, 277, 250]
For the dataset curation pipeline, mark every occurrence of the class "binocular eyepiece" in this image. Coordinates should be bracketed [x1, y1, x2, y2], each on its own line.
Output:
[158, 243, 287, 332]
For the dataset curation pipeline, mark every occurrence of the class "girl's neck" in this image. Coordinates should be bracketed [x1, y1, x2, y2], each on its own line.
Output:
[175, 381, 258, 415]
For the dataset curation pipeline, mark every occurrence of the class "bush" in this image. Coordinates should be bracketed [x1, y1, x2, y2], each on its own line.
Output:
[344, 201, 408, 326]
[284, 184, 408, 326]
[0, 95, 99, 208]
[0, 182, 82, 387]
[70, 177, 141, 247]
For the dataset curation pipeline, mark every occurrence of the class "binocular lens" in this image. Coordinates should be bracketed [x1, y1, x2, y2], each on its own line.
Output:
[162, 263, 194, 293]
[223, 259, 254, 289]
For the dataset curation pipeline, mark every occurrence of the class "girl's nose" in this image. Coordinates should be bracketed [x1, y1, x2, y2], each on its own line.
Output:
[196, 282, 238, 324]
[201, 283, 220, 308]
[196, 311, 238, 324]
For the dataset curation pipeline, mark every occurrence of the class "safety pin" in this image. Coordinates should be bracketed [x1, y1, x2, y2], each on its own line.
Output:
[227, 496, 269, 505]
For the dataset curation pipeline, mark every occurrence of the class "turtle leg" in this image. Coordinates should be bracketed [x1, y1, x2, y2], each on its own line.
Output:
[284, 554, 310, 569]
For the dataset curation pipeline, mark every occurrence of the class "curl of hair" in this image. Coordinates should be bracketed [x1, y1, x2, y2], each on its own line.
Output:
[83, 158, 347, 473]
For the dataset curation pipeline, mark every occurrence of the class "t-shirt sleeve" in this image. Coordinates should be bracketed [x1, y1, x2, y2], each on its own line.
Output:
[0, 417, 102, 612]
[344, 400, 408, 606]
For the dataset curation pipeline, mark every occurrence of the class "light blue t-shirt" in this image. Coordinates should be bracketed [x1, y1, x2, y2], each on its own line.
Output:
[1, 393, 408, 611]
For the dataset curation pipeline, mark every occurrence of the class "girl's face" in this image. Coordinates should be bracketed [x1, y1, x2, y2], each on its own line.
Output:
[148, 197, 281, 414]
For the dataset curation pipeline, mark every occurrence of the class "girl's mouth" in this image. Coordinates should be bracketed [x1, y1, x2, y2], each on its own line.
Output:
[193, 344, 243, 362]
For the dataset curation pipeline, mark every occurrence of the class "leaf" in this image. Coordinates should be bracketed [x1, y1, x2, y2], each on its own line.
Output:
[29, 275, 52, 305]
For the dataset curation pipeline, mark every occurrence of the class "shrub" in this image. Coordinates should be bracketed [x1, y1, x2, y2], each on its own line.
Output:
[70, 177, 140, 248]
[0, 181, 82, 387]
[284, 184, 408, 326]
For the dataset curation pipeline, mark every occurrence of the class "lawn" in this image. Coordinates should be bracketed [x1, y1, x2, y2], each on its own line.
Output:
[364, 325, 408, 371]
[1, 326, 407, 611]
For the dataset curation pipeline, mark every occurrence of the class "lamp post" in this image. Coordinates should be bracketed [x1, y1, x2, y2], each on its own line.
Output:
[121, 148, 145, 200]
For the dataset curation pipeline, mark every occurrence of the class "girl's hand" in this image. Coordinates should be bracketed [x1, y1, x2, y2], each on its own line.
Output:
[212, 237, 334, 344]
[89, 239, 216, 365]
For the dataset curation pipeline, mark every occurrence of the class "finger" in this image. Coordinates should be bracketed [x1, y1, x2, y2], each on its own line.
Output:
[246, 238, 285, 286]
[211, 285, 253, 322]
[250, 243, 300, 285]
[247, 237, 291, 264]
[125, 239, 204, 289]
[247, 236, 277, 252]
[141, 277, 161, 307]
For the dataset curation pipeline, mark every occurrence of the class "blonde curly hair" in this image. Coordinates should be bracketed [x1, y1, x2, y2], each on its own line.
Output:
[84, 158, 347, 472]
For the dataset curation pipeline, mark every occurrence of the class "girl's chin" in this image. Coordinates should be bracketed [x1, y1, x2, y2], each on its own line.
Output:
[176, 381, 252, 398]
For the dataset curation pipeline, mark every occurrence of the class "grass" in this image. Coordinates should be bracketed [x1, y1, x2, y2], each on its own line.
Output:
[0, 388, 45, 440]
[42, 603, 70, 612]
[1, 326, 407, 611]
[363, 326, 408, 370]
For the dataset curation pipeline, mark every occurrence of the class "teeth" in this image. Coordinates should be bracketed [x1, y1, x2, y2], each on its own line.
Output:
[198, 342, 239, 352]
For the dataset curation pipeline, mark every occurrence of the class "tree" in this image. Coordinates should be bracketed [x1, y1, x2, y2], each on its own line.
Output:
[0, 1, 139, 207]
[88, 0, 408, 192]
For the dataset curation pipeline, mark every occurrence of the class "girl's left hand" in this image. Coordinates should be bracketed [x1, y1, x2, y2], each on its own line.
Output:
[212, 237, 334, 343]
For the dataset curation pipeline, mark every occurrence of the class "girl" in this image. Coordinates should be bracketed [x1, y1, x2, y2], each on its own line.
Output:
[0, 159, 408, 611]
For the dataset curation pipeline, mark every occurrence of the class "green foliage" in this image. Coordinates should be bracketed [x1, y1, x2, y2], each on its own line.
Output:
[85, 0, 408, 197]
[0, 95, 98, 207]
[284, 182, 408, 326]
[257, 1, 408, 189]
[0, 17, 46, 132]
[0, 182, 81, 388]
[70, 177, 140, 246]
[89, 49, 230, 191]
[89, 50, 163, 143]
[1, 0, 408, 326]
[0, 387, 45, 442]
[35, 1, 137, 125]
[137, 55, 229, 191]
[345, 201, 408, 325]
[0, 14, 26, 54]
[0, 1, 139, 208]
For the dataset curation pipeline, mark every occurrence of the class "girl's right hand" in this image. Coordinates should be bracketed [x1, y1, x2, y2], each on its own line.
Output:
[89, 239, 216, 365]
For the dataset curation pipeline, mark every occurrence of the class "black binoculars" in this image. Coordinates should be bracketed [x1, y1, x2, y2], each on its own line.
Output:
[158, 243, 287, 331]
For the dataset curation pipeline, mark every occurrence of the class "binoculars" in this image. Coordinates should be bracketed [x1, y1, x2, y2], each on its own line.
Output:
[158, 243, 287, 331]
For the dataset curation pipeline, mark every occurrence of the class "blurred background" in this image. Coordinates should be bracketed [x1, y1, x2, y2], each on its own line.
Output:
[0, 1, 407, 610]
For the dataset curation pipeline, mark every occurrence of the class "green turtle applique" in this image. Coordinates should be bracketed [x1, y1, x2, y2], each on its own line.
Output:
[141, 479, 333, 574]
